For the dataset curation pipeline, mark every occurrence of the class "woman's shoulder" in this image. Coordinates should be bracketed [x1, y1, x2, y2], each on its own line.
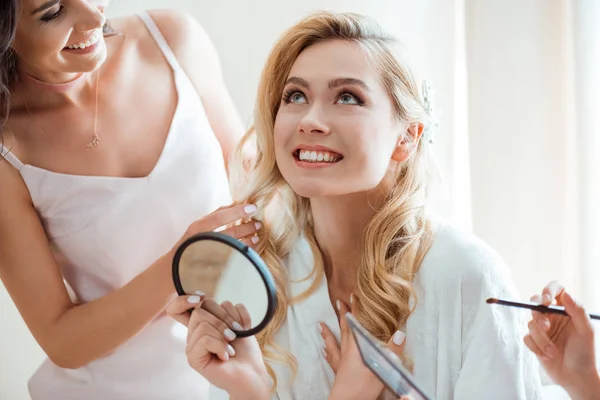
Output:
[419, 216, 516, 294]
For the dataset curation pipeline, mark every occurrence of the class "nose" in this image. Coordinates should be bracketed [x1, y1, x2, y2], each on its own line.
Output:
[74, 2, 106, 32]
[297, 106, 331, 136]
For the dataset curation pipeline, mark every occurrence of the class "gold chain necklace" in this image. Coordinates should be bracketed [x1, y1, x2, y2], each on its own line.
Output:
[19, 68, 101, 150]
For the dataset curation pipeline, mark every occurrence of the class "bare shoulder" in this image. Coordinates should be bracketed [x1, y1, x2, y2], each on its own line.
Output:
[146, 9, 224, 89]
[108, 9, 222, 91]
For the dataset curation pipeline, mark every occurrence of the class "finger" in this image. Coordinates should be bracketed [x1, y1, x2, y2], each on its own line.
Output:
[187, 320, 228, 350]
[319, 322, 341, 373]
[527, 319, 557, 359]
[561, 291, 594, 337]
[165, 294, 204, 327]
[188, 305, 237, 342]
[189, 204, 258, 234]
[188, 330, 234, 362]
[235, 303, 253, 330]
[349, 293, 359, 314]
[336, 300, 351, 347]
[542, 281, 564, 305]
[386, 330, 407, 359]
[221, 301, 244, 331]
[523, 334, 545, 360]
[221, 220, 262, 241]
[529, 294, 549, 328]
[240, 235, 260, 249]
[202, 298, 241, 333]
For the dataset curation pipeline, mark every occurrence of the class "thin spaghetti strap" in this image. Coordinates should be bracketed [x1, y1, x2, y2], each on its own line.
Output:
[137, 11, 181, 72]
[0, 142, 24, 170]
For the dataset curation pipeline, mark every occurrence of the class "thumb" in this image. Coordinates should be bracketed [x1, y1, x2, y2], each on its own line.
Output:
[386, 330, 406, 358]
[561, 291, 593, 336]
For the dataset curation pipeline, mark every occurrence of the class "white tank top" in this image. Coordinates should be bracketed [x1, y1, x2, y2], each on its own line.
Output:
[0, 12, 232, 400]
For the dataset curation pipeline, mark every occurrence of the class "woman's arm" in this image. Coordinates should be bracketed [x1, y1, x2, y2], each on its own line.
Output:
[148, 9, 246, 170]
[0, 163, 258, 369]
[0, 164, 174, 369]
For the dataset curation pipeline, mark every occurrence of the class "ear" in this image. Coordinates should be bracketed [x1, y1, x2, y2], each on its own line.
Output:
[391, 123, 424, 162]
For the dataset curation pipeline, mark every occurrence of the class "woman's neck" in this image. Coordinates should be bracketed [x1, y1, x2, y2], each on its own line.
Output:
[310, 188, 388, 291]
[16, 65, 98, 109]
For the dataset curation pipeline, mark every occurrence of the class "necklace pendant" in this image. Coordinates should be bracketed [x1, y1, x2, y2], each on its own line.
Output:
[86, 134, 101, 149]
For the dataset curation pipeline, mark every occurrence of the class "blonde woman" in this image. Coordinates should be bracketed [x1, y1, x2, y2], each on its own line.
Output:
[168, 11, 543, 400]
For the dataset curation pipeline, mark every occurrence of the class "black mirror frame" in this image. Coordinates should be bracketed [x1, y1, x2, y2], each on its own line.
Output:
[172, 231, 278, 338]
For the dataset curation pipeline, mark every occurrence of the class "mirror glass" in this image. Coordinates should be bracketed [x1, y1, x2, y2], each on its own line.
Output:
[172, 232, 276, 337]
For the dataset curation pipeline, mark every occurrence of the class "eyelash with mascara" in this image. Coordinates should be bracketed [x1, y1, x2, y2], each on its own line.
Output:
[41, 6, 65, 23]
[282, 87, 365, 105]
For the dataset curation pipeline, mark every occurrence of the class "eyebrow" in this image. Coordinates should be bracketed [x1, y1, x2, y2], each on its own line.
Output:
[31, 0, 59, 16]
[284, 76, 371, 92]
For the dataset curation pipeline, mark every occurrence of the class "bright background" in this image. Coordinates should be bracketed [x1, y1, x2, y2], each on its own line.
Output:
[2, 0, 599, 399]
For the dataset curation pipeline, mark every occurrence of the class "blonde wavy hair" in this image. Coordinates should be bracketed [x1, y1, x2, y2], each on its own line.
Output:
[229, 10, 437, 386]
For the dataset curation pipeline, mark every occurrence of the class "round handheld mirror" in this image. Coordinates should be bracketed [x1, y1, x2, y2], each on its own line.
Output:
[172, 232, 277, 337]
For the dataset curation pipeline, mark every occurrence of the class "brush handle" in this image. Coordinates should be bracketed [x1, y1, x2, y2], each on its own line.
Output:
[487, 298, 600, 321]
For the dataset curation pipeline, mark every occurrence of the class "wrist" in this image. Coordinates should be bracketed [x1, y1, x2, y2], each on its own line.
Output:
[229, 380, 270, 400]
[565, 370, 600, 400]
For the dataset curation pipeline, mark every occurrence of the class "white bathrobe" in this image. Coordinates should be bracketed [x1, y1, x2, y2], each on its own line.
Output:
[211, 218, 543, 400]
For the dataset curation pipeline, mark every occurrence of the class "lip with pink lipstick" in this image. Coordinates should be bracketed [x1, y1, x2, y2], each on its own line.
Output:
[292, 145, 344, 169]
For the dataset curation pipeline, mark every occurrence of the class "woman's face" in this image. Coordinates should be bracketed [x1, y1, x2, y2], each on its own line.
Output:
[273, 39, 406, 199]
[13, 0, 108, 80]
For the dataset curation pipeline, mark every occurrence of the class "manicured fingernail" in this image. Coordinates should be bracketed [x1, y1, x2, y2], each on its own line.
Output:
[350, 294, 354, 305]
[336, 300, 341, 311]
[538, 319, 550, 332]
[195, 290, 205, 296]
[544, 345, 556, 359]
[224, 328, 236, 341]
[222, 352, 229, 361]
[187, 295, 201, 304]
[255, 221, 262, 229]
[232, 322, 243, 331]
[227, 344, 236, 357]
[543, 294, 552, 304]
[251, 236, 259, 244]
[393, 330, 406, 345]
[317, 323, 323, 333]
[244, 204, 257, 214]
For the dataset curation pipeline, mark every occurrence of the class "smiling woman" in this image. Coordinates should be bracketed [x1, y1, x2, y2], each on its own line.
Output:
[0, 0, 254, 399]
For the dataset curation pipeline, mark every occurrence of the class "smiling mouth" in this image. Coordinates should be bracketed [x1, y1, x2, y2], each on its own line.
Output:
[293, 149, 343, 163]
[64, 29, 102, 50]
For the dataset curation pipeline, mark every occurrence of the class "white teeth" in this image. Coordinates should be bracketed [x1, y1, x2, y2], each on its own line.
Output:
[66, 29, 101, 50]
[298, 150, 341, 163]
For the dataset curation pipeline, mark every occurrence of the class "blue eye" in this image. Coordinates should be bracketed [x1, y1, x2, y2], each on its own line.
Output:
[337, 93, 359, 105]
[283, 90, 307, 104]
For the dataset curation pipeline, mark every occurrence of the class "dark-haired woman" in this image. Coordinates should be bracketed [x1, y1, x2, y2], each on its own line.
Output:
[0, 1, 260, 399]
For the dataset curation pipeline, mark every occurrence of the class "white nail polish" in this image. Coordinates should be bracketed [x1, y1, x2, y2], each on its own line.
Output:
[251, 236, 259, 244]
[336, 300, 341, 311]
[227, 344, 236, 357]
[232, 322, 243, 331]
[255, 221, 262, 229]
[350, 294, 354, 305]
[393, 330, 406, 345]
[195, 290, 205, 296]
[187, 295, 201, 304]
[244, 204, 257, 214]
[224, 328, 236, 341]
